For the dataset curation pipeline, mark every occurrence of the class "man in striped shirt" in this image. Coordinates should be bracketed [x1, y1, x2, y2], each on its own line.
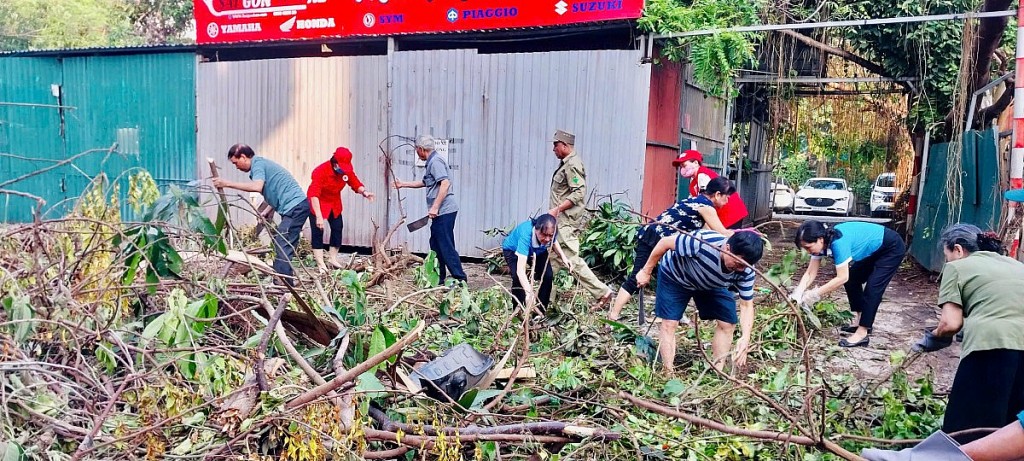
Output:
[636, 230, 764, 372]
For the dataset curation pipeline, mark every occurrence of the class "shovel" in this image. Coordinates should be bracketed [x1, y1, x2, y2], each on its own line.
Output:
[407, 216, 430, 233]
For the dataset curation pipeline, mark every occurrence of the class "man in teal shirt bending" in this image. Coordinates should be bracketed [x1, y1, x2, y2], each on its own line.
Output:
[213, 144, 310, 285]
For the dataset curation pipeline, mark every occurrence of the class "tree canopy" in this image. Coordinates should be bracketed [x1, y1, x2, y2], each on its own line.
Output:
[0, 0, 193, 51]
[640, 0, 1016, 139]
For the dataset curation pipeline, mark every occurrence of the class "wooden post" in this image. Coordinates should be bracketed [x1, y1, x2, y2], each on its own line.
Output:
[207, 157, 234, 245]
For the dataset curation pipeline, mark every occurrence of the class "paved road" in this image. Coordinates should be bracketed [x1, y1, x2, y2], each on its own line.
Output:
[771, 213, 893, 225]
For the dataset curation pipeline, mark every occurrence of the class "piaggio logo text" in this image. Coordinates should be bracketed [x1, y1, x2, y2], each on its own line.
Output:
[571, 1, 623, 12]
[462, 7, 518, 20]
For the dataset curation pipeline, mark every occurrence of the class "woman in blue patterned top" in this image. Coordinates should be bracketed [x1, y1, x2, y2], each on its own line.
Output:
[607, 176, 736, 321]
[502, 214, 571, 313]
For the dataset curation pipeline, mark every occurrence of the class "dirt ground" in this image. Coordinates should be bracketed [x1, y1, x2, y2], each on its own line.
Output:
[759, 220, 960, 394]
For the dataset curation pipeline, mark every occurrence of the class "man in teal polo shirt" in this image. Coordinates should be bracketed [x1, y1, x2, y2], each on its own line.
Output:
[213, 144, 310, 285]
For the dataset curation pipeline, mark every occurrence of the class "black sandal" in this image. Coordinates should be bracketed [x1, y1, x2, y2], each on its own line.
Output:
[839, 325, 872, 334]
[839, 336, 870, 348]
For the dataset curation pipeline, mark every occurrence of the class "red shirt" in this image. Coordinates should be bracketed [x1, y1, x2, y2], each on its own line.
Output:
[306, 160, 364, 218]
[689, 166, 748, 228]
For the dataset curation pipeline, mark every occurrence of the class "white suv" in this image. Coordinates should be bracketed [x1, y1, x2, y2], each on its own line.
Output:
[869, 173, 897, 217]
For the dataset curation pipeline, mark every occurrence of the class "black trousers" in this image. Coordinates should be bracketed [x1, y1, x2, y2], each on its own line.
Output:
[944, 349, 1024, 443]
[621, 227, 661, 295]
[503, 249, 553, 311]
[845, 227, 905, 329]
[429, 212, 466, 283]
[308, 210, 343, 250]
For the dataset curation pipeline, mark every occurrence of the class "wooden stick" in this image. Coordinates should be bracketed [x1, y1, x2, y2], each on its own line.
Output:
[207, 157, 234, 244]
[619, 392, 864, 461]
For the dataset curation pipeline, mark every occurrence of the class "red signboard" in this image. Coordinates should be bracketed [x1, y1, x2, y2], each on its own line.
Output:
[194, 0, 645, 45]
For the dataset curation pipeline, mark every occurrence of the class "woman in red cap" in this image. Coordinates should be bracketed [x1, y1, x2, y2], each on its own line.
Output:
[672, 149, 749, 228]
[307, 147, 375, 272]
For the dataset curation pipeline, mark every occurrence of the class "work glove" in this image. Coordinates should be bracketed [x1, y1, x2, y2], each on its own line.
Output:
[802, 288, 821, 305]
[912, 330, 953, 353]
[788, 287, 805, 305]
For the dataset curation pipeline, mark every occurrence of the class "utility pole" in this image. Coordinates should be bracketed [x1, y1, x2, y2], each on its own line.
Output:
[1008, 4, 1023, 258]
[1013, 5, 1024, 193]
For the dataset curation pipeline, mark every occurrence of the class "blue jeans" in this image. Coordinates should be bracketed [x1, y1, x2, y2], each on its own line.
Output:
[429, 211, 466, 283]
[272, 200, 310, 285]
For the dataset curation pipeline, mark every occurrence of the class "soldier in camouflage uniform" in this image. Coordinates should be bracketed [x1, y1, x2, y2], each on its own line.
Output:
[547, 129, 613, 307]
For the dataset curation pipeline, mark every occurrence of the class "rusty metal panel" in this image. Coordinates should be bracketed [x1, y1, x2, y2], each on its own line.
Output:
[681, 65, 726, 169]
[196, 56, 389, 248]
[389, 49, 651, 257]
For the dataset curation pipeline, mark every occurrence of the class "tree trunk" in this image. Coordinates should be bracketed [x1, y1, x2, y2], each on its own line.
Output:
[945, 0, 1014, 129]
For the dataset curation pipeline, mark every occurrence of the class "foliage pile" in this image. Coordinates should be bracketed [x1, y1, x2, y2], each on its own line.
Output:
[0, 175, 952, 460]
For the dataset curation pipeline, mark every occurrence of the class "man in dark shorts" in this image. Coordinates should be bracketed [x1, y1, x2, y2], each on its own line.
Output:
[636, 230, 764, 372]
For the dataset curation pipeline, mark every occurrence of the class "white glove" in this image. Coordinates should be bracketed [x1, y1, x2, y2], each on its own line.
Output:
[789, 288, 805, 304]
[802, 289, 821, 305]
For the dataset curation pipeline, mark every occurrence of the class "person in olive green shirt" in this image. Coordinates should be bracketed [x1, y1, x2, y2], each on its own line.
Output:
[920, 223, 1024, 442]
[547, 129, 613, 307]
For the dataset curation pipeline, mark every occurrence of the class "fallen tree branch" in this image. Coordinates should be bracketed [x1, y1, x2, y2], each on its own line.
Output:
[255, 295, 290, 391]
[363, 428, 576, 450]
[835, 427, 1000, 446]
[286, 321, 425, 410]
[619, 392, 864, 461]
[368, 407, 619, 440]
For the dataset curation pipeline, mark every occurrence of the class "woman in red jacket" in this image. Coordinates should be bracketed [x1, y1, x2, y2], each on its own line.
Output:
[307, 147, 375, 272]
[672, 149, 748, 228]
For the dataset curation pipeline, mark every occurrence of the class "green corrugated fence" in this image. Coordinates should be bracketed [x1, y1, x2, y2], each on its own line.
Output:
[0, 52, 196, 222]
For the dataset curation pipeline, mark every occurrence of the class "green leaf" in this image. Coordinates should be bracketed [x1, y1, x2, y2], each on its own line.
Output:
[355, 371, 386, 398]
[122, 252, 142, 285]
[0, 441, 25, 461]
[771, 364, 791, 392]
[457, 388, 479, 411]
[241, 333, 263, 349]
[141, 314, 168, 340]
[469, 389, 503, 409]
[2, 295, 35, 343]
[368, 327, 387, 372]
[663, 379, 686, 397]
[379, 325, 397, 363]
[95, 342, 118, 374]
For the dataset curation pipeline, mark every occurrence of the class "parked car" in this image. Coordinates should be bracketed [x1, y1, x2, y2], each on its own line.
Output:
[771, 179, 794, 212]
[869, 172, 897, 217]
[794, 177, 855, 216]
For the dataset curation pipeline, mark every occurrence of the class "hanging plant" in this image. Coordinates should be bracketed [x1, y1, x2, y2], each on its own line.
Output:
[638, 0, 762, 98]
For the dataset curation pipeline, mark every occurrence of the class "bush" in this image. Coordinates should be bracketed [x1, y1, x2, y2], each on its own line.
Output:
[580, 200, 642, 282]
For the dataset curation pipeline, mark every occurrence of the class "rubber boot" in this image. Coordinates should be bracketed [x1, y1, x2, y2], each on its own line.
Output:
[328, 247, 344, 269]
[313, 249, 328, 273]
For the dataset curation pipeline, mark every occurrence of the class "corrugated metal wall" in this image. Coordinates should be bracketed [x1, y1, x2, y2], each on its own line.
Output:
[197, 49, 650, 257]
[63, 53, 197, 219]
[0, 53, 196, 221]
[910, 128, 1002, 271]
[680, 66, 726, 170]
[389, 49, 650, 257]
[195, 56, 390, 247]
[0, 58, 64, 222]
